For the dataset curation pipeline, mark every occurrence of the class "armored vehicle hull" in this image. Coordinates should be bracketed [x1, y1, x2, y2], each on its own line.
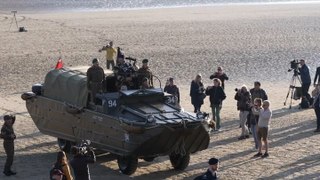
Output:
[22, 67, 210, 175]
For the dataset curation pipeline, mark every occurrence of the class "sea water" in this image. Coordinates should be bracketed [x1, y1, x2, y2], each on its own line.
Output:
[0, 0, 319, 12]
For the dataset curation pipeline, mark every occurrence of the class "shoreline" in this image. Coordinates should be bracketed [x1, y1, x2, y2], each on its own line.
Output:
[1, 0, 320, 14]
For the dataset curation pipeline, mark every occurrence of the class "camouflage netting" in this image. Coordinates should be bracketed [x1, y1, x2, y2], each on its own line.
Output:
[43, 68, 88, 107]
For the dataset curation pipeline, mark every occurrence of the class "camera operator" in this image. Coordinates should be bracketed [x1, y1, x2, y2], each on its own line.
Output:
[0, 115, 17, 176]
[299, 59, 311, 101]
[116, 54, 137, 89]
[234, 85, 251, 140]
[209, 66, 229, 90]
[70, 145, 96, 180]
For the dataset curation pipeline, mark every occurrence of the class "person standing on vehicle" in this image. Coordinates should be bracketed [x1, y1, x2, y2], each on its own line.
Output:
[137, 59, 153, 87]
[70, 146, 96, 180]
[99, 41, 117, 70]
[205, 78, 226, 131]
[164, 77, 180, 105]
[0, 115, 17, 176]
[87, 58, 105, 104]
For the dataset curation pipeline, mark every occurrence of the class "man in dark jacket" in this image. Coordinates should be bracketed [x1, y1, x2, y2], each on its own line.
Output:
[1, 115, 17, 176]
[87, 58, 105, 104]
[194, 158, 219, 180]
[70, 147, 96, 180]
[314, 66, 320, 86]
[205, 78, 226, 130]
[299, 59, 311, 100]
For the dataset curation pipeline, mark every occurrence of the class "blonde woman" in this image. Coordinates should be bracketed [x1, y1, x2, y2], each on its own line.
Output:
[51, 151, 73, 180]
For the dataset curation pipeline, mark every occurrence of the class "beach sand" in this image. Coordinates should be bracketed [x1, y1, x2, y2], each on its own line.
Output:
[0, 3, 320, 179]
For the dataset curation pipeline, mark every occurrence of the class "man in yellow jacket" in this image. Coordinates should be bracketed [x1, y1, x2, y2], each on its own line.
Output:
[99, 41, 117, 69]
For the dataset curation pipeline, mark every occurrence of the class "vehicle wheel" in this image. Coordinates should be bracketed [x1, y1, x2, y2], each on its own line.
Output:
[143, 157, 155, 162]
[57, 138, 72, 153]
[169, 153, 190, 170]
[117, 156, 138, 175]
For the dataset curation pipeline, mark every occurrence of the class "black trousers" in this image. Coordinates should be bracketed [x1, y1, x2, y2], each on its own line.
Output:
[301, 83, 311, 98]
[106, 60, 115, 70]
[315, 107, 320, 130]
[3, 140, 14, 172]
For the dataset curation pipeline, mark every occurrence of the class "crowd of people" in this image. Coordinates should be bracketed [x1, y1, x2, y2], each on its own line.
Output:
[2, 41, 320, 179]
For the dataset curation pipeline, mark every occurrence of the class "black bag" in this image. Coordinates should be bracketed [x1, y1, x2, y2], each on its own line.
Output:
[49, 164, 66, 180]
[300, 97, 310, 109]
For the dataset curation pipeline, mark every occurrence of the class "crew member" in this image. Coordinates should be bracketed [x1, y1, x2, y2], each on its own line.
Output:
[299, 59, 311, 101]
[87, 58, 105, 104]
[1, 115, 17, 176]
[99, 41, 117, 70]
[209, 66, 229, 89]
[116, 54, 136, 89]
[70, 146, 96, 180]
[137, 59, 153, 87]
[141, 77, 151, 89]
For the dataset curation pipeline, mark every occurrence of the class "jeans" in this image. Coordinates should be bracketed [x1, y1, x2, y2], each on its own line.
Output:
[211, 105, 221, 129]
[251, 124, 258, 149]
[240, 111, 249, 136]
[315, 107, 320, 129]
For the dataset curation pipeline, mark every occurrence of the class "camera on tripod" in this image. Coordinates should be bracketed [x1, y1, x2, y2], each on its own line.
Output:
[288, 59, 300, 72]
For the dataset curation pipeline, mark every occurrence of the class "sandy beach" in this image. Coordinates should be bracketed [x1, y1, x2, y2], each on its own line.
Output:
[1, 3, 320, 179]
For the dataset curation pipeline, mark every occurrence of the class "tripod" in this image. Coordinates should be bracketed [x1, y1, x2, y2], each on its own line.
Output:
[9, 11, 19, 31]
[284, 69, 302, 109]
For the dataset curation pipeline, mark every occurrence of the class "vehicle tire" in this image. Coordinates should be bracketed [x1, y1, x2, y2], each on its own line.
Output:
[117, 156, 138, 175]
[169, 153, 190, 170]
[57, 138, 72, 153]
[143, 157, 155, 162]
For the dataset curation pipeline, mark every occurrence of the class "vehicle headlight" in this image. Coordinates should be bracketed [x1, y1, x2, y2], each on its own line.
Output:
[147, 115, 155, 123]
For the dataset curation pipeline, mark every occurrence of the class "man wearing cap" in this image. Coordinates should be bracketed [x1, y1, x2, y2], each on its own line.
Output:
[137, 59, 153, 88]
[164, 77, 180, 104]
[1, 115, 17, 176]
[209, 66, 229, 90]
[99, 41, 117, 70]
[299, 59, 311, 101]
[194, 158, 219, 180]
[87, 58, 105, 104]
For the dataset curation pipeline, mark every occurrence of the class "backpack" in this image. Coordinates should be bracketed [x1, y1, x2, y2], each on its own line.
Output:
[50, 164, 66, 180]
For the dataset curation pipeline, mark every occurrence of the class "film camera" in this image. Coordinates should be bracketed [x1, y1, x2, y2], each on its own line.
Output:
[72, 140, 92, 155]
[288, 59, 300, 72]
[125, 57, 137, 62]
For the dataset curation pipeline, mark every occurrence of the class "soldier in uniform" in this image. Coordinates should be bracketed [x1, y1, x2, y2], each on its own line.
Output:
[87, 58, 105, 104]
[137, 59, 153, 88]
[1, 115, 17, 176]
